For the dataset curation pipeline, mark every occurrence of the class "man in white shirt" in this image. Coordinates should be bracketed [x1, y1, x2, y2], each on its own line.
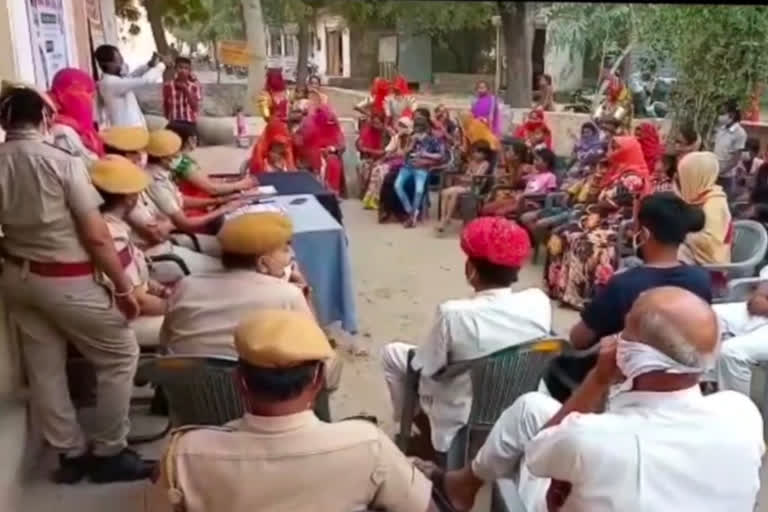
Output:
[381, 217, 552, 455]
[716, 265, 768, 395]
[427, 286, 764, 512]
[95, 45, 164, 128]
[713, 98, 748, 196]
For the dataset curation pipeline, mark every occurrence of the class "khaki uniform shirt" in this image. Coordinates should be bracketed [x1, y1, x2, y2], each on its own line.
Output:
[145, 162, 183, 217]
[126, 191, 175, 253]
[0, 130, 103, 262]
[160, 269, 311, 356]
[104, 213, 149, 290]
[147, 412, 432, 512]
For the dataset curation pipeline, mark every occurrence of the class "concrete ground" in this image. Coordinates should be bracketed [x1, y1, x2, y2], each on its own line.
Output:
[18, 145, 768, 511]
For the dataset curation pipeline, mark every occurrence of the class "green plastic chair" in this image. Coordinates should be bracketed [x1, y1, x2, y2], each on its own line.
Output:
[396, 337, 567, 467]
[136, 355, 332, 426]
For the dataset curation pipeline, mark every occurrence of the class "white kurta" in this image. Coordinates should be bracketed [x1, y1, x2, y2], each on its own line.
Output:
[98, 64, 163, 128]
[382, 287, 552, 451]
[474, 388, 764, 512]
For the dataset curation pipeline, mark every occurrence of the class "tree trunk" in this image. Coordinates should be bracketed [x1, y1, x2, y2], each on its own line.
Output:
[212, 38, 222, 84]
[498, 2, 533, 107]
[295, 17, 311, 85]
[242, 0, 268, 116]
[144, 0, 170, 56]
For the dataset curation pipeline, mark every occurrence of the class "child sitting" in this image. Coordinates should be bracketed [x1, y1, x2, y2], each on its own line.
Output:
[437, 140, 493, 232]
[481, 147, 558, 218]
[264, 140, 291, 172]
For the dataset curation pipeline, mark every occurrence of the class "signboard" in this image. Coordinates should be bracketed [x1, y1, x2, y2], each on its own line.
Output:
[26, 0, 70, 87]
[86, 0, 105, 48]
[218, 40, 250, 68]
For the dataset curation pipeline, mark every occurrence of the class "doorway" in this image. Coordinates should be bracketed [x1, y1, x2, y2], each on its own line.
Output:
[326, 29, 343, 76]
[531, 28, 546, 90]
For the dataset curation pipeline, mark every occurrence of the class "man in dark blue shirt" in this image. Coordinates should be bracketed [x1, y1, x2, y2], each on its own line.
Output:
[546, 192, 713, 400]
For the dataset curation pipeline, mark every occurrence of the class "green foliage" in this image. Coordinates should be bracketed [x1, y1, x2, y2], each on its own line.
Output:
[115, 0, 208, 23]
[550, 4, 768, 144]
[166, 0, 245, 49]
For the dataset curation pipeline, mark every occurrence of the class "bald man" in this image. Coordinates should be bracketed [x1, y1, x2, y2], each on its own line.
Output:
[425, 287, 764, 512]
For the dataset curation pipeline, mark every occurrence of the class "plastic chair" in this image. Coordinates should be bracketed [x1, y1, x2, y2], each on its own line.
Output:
[705, 220, 768, 299]
[136, 355, 332, 426]
[396, 337, 566, 465]
[714, 276, 767, 303]
[445, 338, 567, 470]
[749, 361, 768, 443]
[148, 253, 191, 276]
[492, 480, 528, 512]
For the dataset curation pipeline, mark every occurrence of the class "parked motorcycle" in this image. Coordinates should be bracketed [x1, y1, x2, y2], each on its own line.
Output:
[563, 89, 594, 114]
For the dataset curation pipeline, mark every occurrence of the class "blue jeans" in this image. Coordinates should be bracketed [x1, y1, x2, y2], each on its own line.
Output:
[394, 166, 429, 215]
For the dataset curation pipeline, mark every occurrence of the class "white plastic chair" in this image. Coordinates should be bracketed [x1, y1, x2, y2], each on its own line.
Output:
[706, 220, 768, 302]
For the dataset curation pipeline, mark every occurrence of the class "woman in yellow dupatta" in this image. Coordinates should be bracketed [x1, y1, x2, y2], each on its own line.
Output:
[461, 113, 500, 152]
[676, 151, 732, 265]
[460, 113, 501, 184]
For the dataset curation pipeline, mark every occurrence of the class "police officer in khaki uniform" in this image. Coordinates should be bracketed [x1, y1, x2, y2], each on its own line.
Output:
[144, 129, 240, 253]
[0, 83, 152, 483]
[160, 212, 314, 356]
[91, 155, 168, 348]
[160, 212, 342, 392]
[148, 309, 437, 512]
[100, 126, 224, 283]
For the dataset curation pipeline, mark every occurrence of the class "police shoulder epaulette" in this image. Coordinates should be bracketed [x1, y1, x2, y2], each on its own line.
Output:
[169, 424, 236, 437]
[42, 141, 75, 156]
[164, 425, 236, 512]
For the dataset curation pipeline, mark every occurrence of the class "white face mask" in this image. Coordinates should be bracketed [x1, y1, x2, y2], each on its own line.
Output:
[168, 155, 183, 169]
[281, 263, 293, 282]
[612, 335, 710, 395]
[120, 62, 130, 77]
[718, 114, 731, 126]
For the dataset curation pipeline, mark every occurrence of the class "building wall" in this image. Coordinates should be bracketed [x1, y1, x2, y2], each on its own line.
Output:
[314, 13, 350, 78]
[349, 27, 391, 82]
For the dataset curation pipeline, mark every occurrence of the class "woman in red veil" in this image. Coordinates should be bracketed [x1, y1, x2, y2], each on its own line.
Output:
[249, 119, 297, 174]
[297, 105, 347, 196]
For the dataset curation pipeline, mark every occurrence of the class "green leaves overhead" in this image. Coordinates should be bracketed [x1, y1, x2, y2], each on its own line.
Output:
[551, 3, 768, 142]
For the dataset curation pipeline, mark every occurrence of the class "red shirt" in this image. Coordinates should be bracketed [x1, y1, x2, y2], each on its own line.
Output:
[163, 78, 202, 123]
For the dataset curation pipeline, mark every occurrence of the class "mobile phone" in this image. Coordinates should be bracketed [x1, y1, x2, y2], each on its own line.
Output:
[290, 198, 308, 205]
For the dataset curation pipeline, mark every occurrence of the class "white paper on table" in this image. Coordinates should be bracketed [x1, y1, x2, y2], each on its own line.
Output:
[255, 186, 278, 195]
[224, 203, 286, 221]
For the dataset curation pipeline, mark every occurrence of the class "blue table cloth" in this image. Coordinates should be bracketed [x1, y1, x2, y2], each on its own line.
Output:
[271, 194, 358, 334]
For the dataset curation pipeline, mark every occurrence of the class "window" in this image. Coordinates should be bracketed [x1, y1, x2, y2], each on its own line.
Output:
[285, 36, 296, 57]
[269, 31, 283, 57]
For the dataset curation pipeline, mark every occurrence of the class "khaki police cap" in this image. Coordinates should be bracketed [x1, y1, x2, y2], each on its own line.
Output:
[90, 155, 150, 194]
[0, 80, 56, 112]
[100, 126, 150, 152]
[235, 310, 333, 368]
[146, 129, 182, 158]
[217, 212, 293, 256]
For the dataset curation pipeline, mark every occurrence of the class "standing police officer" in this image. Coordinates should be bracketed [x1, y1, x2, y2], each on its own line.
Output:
[0, 82, 152, 483]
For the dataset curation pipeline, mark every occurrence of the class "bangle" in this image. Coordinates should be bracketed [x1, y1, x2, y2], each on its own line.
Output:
[114, 286, 134, 298]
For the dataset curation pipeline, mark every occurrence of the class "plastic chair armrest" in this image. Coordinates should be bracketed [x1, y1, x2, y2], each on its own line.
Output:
[171, 230, 202, 253]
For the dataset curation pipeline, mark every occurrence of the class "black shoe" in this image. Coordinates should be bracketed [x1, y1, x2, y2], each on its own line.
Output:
[52, 453, 91, 484]
[89, 448, 156, 483]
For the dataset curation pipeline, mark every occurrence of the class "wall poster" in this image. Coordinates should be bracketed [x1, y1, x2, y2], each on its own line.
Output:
[26, 0, 70, 88]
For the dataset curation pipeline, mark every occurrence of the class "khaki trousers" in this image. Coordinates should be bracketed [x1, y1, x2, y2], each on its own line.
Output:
[1, 262, 138, 457]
